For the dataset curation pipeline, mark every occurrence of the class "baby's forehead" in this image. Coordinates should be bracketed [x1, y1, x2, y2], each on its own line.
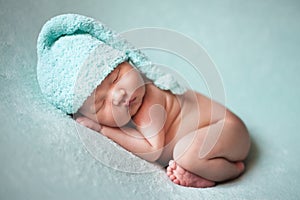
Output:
[94, 67, 119, 91]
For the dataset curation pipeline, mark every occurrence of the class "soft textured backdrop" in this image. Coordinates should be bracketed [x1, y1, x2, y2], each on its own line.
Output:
[1, 0, 299, 199]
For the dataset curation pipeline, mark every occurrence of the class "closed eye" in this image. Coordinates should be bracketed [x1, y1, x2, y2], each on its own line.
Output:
[95, 99, 105, 113]
[112, 69, 120, 83]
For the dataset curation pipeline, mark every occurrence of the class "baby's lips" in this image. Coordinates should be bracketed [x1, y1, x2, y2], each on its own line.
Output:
[126, 97, 136, 106]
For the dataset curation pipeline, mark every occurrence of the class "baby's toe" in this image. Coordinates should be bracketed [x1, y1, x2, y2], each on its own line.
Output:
[169, 174, 176, 181]
[166, 166, 172, 172]
[168, 160, 176, 170]
[173, 178, 180, 185]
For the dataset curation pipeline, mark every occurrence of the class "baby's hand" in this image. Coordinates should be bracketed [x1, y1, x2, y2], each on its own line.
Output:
[76, 116, 102, 132]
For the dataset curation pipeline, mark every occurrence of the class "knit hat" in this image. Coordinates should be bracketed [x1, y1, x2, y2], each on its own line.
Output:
[37, 14, 185, 114]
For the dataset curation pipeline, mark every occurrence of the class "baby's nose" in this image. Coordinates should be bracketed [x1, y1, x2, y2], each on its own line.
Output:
[112, 88, 126, 106]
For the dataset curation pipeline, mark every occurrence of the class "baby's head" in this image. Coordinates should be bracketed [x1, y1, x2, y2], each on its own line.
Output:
[78, 62, 147, 127]
[37, 14, 151, 116]
[37, 14, 185, 120]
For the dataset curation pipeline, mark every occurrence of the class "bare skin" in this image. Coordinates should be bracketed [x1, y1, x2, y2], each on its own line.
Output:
[76, 62, 251, 188]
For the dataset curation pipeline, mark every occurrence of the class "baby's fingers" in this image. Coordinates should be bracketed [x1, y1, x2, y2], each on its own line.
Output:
[76, 117, 102, 132]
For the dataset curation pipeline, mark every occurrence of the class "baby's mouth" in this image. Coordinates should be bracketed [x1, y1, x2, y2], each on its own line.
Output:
[126, 97, 136, 107]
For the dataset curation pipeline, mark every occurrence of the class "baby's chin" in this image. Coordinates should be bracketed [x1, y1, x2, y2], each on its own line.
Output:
[129, 98, 143, 117]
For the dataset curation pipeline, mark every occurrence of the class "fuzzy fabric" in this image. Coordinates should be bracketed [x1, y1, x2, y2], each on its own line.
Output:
[37, 14, 186, 114]
[2, 1, 300, 199]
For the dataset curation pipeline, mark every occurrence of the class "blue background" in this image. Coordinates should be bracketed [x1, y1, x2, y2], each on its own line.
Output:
[1, 0, 299, 199]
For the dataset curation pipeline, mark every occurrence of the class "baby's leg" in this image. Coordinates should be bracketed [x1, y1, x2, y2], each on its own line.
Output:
[168, 115, 250, 187]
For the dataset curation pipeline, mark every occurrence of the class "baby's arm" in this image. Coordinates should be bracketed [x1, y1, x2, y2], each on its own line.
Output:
[101, 125, 165, 162]
[76, 116, 165, 162]
[76, 116, 102, 132]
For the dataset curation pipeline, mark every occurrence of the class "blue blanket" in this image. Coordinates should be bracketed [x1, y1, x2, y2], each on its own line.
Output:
[1, 0, 299, 199]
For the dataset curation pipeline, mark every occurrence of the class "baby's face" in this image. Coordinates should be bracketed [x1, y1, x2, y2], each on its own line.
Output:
[78, 62, 146, 127]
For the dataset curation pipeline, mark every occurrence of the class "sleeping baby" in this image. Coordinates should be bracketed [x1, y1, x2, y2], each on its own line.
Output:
[37, 14, 251, 188]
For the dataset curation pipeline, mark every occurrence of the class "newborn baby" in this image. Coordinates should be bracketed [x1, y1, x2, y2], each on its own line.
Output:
[75, 61, 251, 188]
[37, 14, 251, 188]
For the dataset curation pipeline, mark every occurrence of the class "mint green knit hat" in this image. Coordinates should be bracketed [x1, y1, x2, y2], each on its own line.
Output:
[37, 14, 185, 114]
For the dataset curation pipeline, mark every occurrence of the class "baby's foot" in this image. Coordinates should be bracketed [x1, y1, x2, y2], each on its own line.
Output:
[166, 160, 215, 188]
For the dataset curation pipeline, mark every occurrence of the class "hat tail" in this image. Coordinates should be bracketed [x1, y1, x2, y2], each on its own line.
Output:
[37, 14, 118, 55]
